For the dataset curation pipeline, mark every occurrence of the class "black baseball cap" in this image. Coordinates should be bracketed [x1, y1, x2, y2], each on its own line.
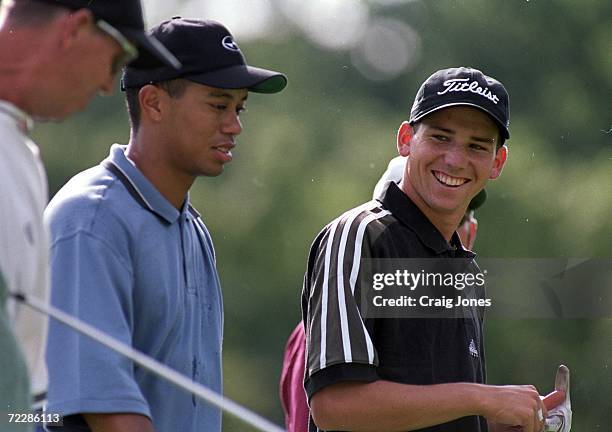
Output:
[121, 18, 287, 93]
[35, 0, 180, 69]
[409, 67, 510, 140]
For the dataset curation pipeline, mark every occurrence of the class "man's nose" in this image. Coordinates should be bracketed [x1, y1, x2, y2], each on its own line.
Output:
[223, 113, 243, 136]
[444, 145, 468, 169]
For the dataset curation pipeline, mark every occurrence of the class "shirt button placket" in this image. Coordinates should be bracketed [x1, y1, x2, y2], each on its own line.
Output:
[182, 214, 197, 294]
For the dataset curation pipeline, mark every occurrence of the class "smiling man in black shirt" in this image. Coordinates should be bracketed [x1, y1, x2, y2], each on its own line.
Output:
[302, 67, 547, 432]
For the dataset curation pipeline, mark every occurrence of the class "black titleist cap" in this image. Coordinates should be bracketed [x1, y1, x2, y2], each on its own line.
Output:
[409, 67, 510, 140]
[121, 17, 287, 93]
[35, 0, 180, 69]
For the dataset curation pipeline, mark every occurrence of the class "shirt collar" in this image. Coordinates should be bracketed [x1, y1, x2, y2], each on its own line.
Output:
[381, 182, 475, 258]
[103, 144, 187, 224]
[0, 100, 34, 135]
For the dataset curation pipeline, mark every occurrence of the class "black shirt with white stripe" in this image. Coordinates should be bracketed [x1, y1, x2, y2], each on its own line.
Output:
[302, 182, 487, 432]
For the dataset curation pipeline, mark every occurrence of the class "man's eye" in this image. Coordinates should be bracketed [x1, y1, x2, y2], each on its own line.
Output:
[210, 104, 227, 111]
[470, 144, 489, 151]
[433, 135, 449, 142]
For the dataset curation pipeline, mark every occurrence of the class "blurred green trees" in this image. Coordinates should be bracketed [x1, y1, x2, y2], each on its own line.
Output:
[33, 0, 611, 429]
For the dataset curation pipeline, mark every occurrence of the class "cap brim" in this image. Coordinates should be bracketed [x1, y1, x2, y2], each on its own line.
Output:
[411, 102, 510, 140]
[184, 64, 287, 94]
[119, 27, 182, 70]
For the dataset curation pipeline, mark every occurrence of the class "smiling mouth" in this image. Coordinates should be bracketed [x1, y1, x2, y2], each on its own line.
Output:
[213, 144, 234, 157]
[432, 170, 470, 188]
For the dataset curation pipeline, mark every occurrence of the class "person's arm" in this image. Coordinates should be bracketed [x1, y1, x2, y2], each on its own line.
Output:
[84, 413, 154, 432]
[311, 380, 546, 432]
[45, 226, 151, 422]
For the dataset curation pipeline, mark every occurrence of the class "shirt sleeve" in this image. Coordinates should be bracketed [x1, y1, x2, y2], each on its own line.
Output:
[45, 231, 150, 419]
[303, 211, 382, 399]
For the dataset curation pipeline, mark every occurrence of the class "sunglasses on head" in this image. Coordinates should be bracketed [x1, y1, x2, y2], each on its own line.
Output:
[96, 20, 139, 74]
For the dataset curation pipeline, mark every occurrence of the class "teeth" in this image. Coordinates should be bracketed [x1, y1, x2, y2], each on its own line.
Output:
[434, 171, 468, 187]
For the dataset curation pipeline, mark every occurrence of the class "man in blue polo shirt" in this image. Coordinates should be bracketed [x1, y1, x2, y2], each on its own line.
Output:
[44, 18, 286, 432]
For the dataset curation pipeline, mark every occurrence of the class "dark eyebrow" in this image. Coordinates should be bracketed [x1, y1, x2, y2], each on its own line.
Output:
[430, 126, 454, 135]
[430, 125, 495, 145]
[207, 91, 248, 102]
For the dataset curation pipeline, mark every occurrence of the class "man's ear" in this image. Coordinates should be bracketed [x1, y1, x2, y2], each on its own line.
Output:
[138, 85, 165, 123]
[489, 144, 508, 179]
[57, 8, 95, 50]
[396, 121, 414, 157]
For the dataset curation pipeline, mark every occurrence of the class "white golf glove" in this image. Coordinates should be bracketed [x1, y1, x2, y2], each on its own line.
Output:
[544, 365, 572, 432]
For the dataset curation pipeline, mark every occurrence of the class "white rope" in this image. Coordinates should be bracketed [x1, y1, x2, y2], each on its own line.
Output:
[12, 291, 569, 431]
[10, 292, 285, 432]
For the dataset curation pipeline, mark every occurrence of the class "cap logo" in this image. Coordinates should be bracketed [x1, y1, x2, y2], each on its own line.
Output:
[437, 78, 499, 104]
[221, 36, 240, 52]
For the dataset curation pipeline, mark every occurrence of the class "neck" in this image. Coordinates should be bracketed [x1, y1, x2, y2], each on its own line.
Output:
[399, 178, 465, 243]
[126, 131, 196, 211]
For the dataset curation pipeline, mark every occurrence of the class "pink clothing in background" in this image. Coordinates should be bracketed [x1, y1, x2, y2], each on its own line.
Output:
[280, 322, 309, 432]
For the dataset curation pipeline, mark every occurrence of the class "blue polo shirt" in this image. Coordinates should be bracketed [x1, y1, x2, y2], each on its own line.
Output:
[44, 144, 223, 431]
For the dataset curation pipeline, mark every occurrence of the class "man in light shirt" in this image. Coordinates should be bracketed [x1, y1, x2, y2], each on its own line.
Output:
[0, 1, 178, 429]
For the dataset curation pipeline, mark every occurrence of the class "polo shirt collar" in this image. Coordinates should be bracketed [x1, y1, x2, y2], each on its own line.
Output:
[103, 144, 185, 224]
[0, 100, 33, 135]
[382, 182, 475, 258]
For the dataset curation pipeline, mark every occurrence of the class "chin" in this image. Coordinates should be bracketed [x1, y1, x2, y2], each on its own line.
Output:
[56, 102, 88, 120]
[429, 197, 468, 214]
[199, 165, 225, 177]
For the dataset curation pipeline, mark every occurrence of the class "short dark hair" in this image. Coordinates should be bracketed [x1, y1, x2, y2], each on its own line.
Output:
[4, 0, 67, 26]
[125, 79, 189, 132]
